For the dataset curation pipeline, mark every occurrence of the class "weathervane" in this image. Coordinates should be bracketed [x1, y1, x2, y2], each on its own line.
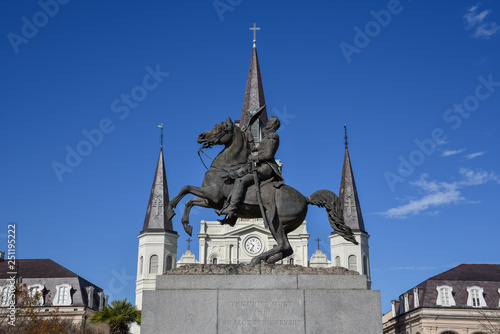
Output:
[249, 22, 260, 48]
[158, 123, 164, 148]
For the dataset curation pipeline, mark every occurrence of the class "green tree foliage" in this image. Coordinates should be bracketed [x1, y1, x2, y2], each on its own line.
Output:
[89, 299, 140, 334]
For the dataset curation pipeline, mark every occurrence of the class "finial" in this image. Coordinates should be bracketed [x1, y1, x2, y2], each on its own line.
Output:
[316, 237, 321, 251]
[187, 237, 192, 251]
[344, 124, 348, 149]
[249, 23, 260, 48]
[158, 123, 164, 149]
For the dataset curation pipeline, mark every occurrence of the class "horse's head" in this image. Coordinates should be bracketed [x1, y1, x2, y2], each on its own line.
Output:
[197, 116, 235, 148]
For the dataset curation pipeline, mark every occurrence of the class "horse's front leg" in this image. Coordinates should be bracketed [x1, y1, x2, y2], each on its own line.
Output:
[181, 198, 211, 236]
[168, 185, 218, 234]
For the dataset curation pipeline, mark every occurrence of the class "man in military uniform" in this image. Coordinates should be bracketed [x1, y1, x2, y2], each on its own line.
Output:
[218, 115, 283, 220]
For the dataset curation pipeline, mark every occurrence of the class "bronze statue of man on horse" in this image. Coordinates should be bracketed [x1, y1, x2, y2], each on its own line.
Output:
[167, 109, 357, 265]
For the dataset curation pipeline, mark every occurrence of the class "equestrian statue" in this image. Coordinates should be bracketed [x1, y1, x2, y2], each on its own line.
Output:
[167, 107, 357, 265]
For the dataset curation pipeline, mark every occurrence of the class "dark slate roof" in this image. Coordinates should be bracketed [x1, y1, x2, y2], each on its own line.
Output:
[0, 259, 105, 310]
[428, 263, 500, 282]
[0, 259, 79, 279]
[142, 148, 175, 233]
[393, 264, 500, 317]
[239, 46, 268, 141]
[339, 147, 366, 232]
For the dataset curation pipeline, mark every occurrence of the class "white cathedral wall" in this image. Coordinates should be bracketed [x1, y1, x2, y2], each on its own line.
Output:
[197, 218, 310, 266]
[329, 231, 371, 284]
[135, 231, 178, 310]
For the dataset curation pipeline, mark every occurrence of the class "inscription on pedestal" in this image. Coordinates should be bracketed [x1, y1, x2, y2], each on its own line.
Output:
[218, 291, 304, 334]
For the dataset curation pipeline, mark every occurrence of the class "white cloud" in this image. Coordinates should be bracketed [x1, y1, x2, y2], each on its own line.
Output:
[390, 266, 436, 271]
[379, 168, 500, 218]
[464, 151, 485, 160]
[458, 167, 499, 185]
[441, 149, 466, 157]
[463, 3, 500, 39]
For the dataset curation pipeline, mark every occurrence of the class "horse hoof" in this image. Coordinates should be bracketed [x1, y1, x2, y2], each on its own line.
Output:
[183, 224, 193, 236]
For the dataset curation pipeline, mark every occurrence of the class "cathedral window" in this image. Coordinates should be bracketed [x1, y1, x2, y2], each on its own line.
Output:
[166, 256, 173, 271]
[139, 256, 143, 274]
[363, 256, 369, 275]
[289, 258, 294, 265]
[436, 285, 456, 306]
[467, 286, 487, 307]
[335, 256, 340, 267]
[53, 284, 72, 306]
[348, 255, 357, 272]
[212, 258, 218, 264]
[28, 284, 44, 306]
[149, 255, 159, 274]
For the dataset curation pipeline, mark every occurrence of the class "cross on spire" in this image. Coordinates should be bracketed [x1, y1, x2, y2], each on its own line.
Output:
[249, 23, 260, 48]
[158, 123, 164, 148]
[315, 237, 321, 250]
[187, 237, 192, 251]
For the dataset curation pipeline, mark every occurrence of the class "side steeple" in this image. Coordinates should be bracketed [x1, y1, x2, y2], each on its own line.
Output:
[339, 125, 365, 232]
[142, 125, 173, 232]
[239, 23, 268, 144]
[330, 125, 371, 288]
[135, 125, 178, 327]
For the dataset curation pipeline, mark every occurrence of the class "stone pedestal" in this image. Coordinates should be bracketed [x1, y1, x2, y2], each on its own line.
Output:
[142, 265, 382, 334]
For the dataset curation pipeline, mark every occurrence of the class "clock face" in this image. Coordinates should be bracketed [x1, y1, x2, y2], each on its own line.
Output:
[245, 237, 262, 254]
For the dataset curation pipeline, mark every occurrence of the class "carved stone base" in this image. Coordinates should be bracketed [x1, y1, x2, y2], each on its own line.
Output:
[142, 265, 382, 334]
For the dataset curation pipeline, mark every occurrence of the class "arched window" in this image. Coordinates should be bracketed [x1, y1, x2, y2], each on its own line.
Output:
[28, 284, 45, 306]
[139, 256, 143, 274]
[212, 258, 218, 264]
[335, 256, 340, 267]
[166, 256, 173, 271]
[436, 285, 456, 306]
[289, 258, 294, 265]
[348, 255, 357, 271]
[0, 287, 10, 307]
[149, 255, 159, 274]
[440, 331, 458, 334]
[467, 286, 487, 307]
[363, 256, 369, 275]
[53, 284, 72, 306]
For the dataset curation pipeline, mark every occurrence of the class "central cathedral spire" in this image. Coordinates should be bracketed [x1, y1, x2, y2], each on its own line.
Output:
[239, 23, 268, 144]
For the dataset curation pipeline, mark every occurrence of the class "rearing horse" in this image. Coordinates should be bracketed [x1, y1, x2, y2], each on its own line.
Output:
[167, 116, 357, 264]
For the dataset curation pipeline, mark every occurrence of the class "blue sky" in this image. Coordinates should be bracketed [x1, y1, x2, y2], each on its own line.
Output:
[1, 0, 499, 314]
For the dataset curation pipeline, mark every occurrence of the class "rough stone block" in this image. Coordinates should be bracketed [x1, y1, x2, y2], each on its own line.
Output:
[142, 290, 217, 334]
[142, 273, 382, 334]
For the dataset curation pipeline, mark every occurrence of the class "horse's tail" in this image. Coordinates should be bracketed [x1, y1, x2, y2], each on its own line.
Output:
[306, 189, 358, 245]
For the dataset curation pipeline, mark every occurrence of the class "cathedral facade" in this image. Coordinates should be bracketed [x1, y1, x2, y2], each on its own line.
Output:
[134, 29, 372, 333]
